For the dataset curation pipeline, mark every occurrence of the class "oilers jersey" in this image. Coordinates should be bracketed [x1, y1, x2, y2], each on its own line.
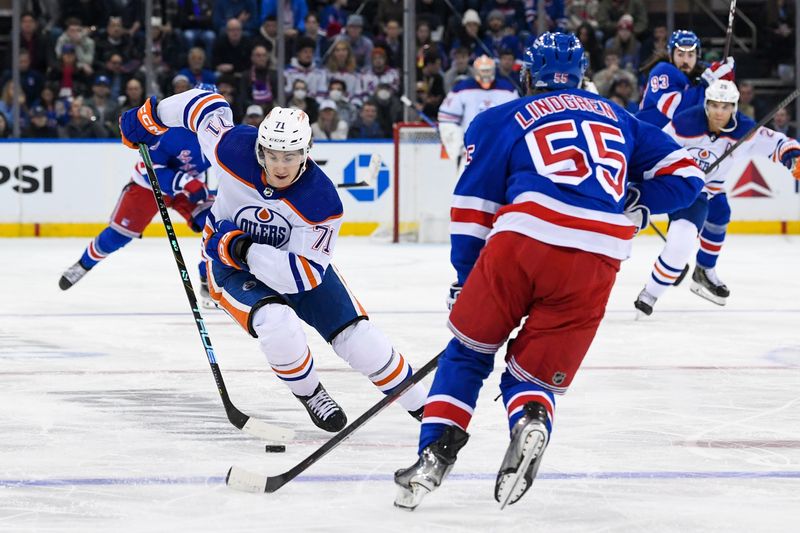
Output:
[155, 89, 343, 295]
[437, 77, 519, 132]
[131, 127, 210, 197]
[450, 88, 705, 284]
[637, 62, 705, 128]
[664, 105, 800, 197]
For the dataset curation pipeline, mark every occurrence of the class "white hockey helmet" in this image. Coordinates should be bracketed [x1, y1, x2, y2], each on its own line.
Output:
[256, 107, 313, 181]
[704, 80, 739, 131]
[473, 55, 496, 89]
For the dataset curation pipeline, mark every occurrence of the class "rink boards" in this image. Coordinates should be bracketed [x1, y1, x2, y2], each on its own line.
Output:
[1, 139, 799, 237]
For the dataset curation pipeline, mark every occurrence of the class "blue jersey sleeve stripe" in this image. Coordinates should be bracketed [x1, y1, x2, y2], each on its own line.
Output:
[183, 93, 206, 130]
[288, 253, 305, 292]
[192, 101, 229, 131]
[308, 258, 325, 279]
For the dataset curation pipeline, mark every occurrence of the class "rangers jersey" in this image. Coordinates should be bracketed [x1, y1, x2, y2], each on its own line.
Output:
[450, 88, 705, 284]
[130, 128, 210, 197]
[437, 77, 519, 133]
[637, 62, 705, 128]
[665, 105, 800, 197]
[155, 89, 343, 295]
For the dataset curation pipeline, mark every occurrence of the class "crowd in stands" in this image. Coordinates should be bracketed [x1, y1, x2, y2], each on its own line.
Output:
[0, 0, 795, 140]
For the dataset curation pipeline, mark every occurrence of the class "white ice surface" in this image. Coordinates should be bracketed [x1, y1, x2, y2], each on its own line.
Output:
[1, 235, 799, 532]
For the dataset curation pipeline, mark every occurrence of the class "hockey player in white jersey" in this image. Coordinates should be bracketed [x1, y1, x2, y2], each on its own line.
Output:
[437, 55, 518, 171]
[634, 80, 800, 314]
[119, 91, 428, 432]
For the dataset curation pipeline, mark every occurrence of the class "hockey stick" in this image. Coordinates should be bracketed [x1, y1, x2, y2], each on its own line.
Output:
[399, 95, 438, 129]
[705, 87, 800, 176]
[137, 144, 294, 442]
[337, 153, 383, 188]
[722, 0, 737, 59]
[226, 350, 443, 493]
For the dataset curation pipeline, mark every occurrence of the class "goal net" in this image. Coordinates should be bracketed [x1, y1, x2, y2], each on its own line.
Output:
[386, 122, 459, 243]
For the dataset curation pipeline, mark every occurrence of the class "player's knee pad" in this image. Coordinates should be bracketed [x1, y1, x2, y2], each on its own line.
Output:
[331, 318, 393, 374]
[666, 218, 700, 245]
[252, 303, 307, 366]
[706, 194, 731, 226]
[669, 195, 708, 232]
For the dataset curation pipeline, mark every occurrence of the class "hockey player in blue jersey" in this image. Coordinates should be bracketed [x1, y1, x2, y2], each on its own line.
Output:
[634, 80, 800, 314]
[637, 30, 734, 128]
[117, 89, 428, 432]
[58, 125, 214, 301]
[393, 32, 704, 511]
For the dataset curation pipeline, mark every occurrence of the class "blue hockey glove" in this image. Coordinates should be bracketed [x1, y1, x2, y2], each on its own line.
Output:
[203, 220, 252, 270]
[779, 146, 800, 180]
[446, 282, 462, 311]
[120, 96, 167, 148]
[623, 186, 650, 235]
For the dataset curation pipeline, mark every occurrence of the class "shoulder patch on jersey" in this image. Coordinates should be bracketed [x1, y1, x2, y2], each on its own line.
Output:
[278, 160, 343, 224]
[216, 125, 263, 189]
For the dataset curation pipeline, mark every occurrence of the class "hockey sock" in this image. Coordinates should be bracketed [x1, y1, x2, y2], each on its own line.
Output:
[267, 347, 319, 397]
[697, 221, 726, 269]
[499, 370, 554, 436]
[79, 226, 134, 268]
[418, 337, 494, 454]
[644, 219, 698, 298]
[198, 259, 207, 280]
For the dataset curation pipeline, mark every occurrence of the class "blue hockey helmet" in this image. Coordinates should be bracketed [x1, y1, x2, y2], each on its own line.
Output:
[668, 30, 701, 56]
[521, 32, 587, 91]
[194, 82, 219, 93]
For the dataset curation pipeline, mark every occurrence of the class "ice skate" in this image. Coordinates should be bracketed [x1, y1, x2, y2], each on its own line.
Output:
[58, 261, 90, 290]
[495, 402, 550, 509]
[408, 406, 424, 421]
[633, 288, 657, 318]
[199, 277, 216, 309]
[394, 426, 469, 511]
[690, 266, 729, 306]
[294, 383, 347, 432]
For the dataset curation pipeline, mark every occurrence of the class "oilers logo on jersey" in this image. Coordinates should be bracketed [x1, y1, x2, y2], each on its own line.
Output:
[234, 206, 292, 247]
[686, 146, 720, 172]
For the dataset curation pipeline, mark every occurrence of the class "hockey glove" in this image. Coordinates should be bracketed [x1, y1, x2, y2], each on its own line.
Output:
[446, 282, 462, 311]
[701, 57, 735, 86]
[120, 96, 168, 149]
[623, 186, 650, 235]
[779, 146, 800, 180]
[204, 220, 252, 270]
[181, 178, 210, 204]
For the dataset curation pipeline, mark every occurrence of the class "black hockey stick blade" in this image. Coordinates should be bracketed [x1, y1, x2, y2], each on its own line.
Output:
[337, 181, 370, 188]
[226, 350, 443, 493]
[137, 145, 294, 443]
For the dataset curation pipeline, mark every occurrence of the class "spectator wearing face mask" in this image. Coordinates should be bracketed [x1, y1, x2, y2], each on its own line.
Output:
[312, 99, 349, 140]
[359, 47, 400, 105]
[287, 79, 320, 123]
[327, 78, 358, 124]
[371, 82, 403, 137]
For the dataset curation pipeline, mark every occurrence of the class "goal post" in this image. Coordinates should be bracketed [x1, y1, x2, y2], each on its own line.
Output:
[391, 122, 459, 243]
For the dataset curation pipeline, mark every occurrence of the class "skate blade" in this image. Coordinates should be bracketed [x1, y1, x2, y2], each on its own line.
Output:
[689, 283, 727, 306]
[393, 483, 430, 511]
[634, 309, 649, 321]
[497, 427, 547, 510]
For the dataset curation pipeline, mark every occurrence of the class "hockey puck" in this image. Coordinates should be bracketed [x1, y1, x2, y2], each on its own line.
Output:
[265, 445, 286, 453]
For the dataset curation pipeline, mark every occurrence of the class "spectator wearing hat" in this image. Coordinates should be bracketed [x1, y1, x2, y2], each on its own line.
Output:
[240, 44, 277, 111]
[596, 0, 648, 40]
[213, 18, 254, 75]
[327, 78, 358, 124]
[481, 0, 527, 33]
[523, 0, 568, 34]
[178, 47, 217, 86]
[324, 40, 360, 102]
[172, 0, 216, 58]
[285, 37, 329, 100]
[444, 47, 474, 93]
[23, 105, 58, 138]
[302, 13, 330, 68]
[286, 78, 320, 123]
[312, 99, 349, 140]
[260, 0, 308, 38]
[604, 14, 640, 72]
[54, 18, 95, 78]
[334, 14, 375, 71]
[320, 0, 349, 38]
[451, 9, 484, 59]
[360, 47, 400, 103]
[482, 9, 522, 59]
[47, 43, 92, 99]
[86, 75, 119, 134]
[171, 74, 192, 95]
[212, 0, 259, 35]
[348, 101, 385, 139]
[242, 104, 265, 126]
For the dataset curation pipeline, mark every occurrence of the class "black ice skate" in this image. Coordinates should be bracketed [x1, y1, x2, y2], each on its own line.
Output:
[58, 260, 91, 290]
[690, 266, 729, 306]
[198, 276, 217, 309]
[394, 426, 470, 511]
[294, 383, 347, 432]
[408, 406, 425, 422]
[495, 402, 550, 509]
[633, 288, 657, 318]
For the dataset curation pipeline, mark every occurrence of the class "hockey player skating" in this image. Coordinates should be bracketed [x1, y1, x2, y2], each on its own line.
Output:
[437, 55, 518, 172]
[58, 124, 214, 305]
[638, 30, 734, 128]
[634, 80, 800, 314]
[118, 90, 427, 432]
[394, 33, 704, 510]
